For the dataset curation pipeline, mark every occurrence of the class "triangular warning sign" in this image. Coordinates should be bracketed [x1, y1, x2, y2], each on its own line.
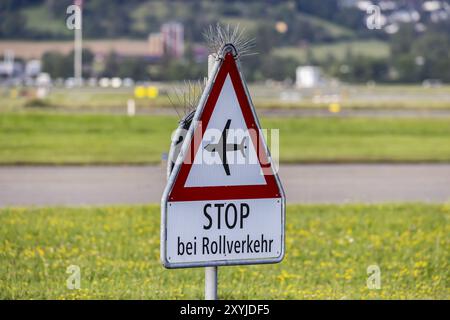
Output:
[166, 52, 283, 202]
[161, 48, 285, 269]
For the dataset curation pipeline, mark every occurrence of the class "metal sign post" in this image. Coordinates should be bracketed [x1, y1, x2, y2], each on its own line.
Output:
[205, 265, 218, 300]
[74, 0, 83, 86]
[205, 54, 218, 300]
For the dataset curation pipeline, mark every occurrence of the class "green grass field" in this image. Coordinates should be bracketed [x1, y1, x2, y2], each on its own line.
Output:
[220, 12, 354, 39]
[1, 113, 450, 164]
[2, 84, 450, 112]
[0, 204, 448, 299]
[274, 40, 390, 63]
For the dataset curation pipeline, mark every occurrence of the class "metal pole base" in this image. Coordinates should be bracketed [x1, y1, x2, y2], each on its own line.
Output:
[205, 266, 218, 300]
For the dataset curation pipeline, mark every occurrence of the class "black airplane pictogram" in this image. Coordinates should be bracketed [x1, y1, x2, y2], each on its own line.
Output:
[204, 119, 247, 176]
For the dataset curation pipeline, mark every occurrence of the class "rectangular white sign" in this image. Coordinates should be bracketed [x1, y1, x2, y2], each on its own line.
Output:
[162, 198, 284, 268]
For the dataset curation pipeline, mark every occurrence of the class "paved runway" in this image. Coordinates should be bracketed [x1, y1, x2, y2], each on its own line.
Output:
[0, 164, 449, 207]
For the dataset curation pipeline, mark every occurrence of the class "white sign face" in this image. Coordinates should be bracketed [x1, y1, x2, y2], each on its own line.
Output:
[185, 75, 266, 188]
[161, 50, 285, 268]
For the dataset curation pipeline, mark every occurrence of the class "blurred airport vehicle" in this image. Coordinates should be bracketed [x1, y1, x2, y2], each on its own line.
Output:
[123, 78, 134, 87]
[111, 77, 122, 88]
[64, 77, 76, 88]
[147, 86, 158, 98]
[280, 91, 301, 102]
[422, 79, 442, 88]
[296, 66, 324, 88]
[99, 77, 110, 88]
[328, 102, 341, 113]
[134, 85, 159, 99]
[134, 85, 146, 98]
[25, 60, 41, 78]
[35, 72, 51, 99]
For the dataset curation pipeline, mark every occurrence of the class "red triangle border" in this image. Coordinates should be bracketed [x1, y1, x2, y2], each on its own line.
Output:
[168, 53, 282, 202]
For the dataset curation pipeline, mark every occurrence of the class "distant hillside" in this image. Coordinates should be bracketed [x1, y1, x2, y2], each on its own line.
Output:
[2, 0, 363, 43]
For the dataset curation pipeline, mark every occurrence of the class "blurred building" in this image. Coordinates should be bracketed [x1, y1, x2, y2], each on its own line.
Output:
[146, 22, 185, 59]
[0, 50, 20, 78]
[148, 33, 164, 58]
[296, 66, 323, 88]
[161, 22, 184, 58]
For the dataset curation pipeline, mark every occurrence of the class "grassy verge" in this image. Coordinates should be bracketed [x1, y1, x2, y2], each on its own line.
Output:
[2, 85, 450, 112]
[1, 113, 450, 164]
[0, 204, 448, 299]
[274, 40, 390, 62]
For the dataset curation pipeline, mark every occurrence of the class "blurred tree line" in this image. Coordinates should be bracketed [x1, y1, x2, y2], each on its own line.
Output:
[0, 0, 364, 41]
[41, 48, 206, 81]
[39, 21, 450, 83]
[389, 23, 450, 83]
